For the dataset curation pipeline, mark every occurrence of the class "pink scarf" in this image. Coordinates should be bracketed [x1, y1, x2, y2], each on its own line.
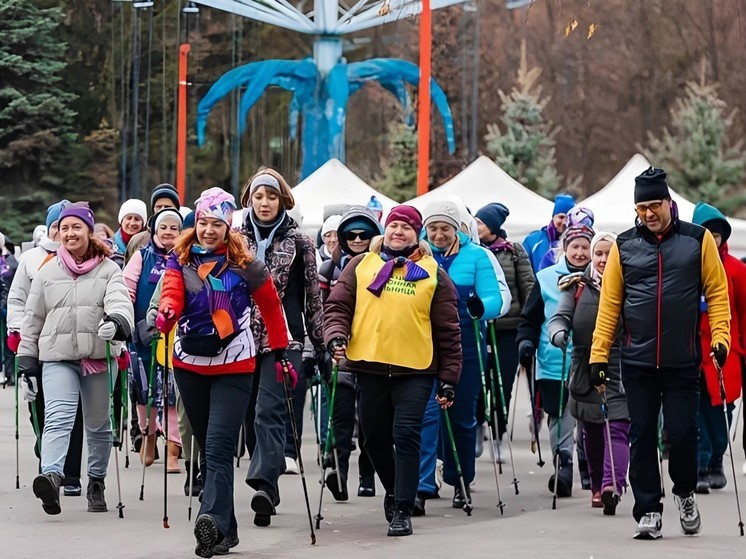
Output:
[57, 244, 103, 279]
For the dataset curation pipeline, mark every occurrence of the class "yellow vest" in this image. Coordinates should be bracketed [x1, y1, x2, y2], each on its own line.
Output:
[347, 252, 439, 370]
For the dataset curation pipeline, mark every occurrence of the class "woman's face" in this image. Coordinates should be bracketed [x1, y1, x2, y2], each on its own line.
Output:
[196, 217, 228, 250]
[426, 222, 458, 250]
[48, 221, 60, 242]
[59, 217, 91, 257]
[475, 218, 494, 243]
[592, 239, 613, 275]
[343, 230, 373, 254]
[121, 214, 144, 235]
[323, 230, 338, 253]
[384, 220, 417, 250]
[156, 219, 182, 250]
[565, 238, 591, 268]
[251, 186, 281, 223]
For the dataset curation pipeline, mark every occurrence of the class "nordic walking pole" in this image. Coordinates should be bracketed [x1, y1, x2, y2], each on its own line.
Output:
[121, 356, 130, 468]
[474, 320, 505, 513]
[188, 434, 195, 521]
[106, 342, 125, 518]
[488, 323, 519, 495]
[600, 387, 619, 507]
[713, 356, 745, 536]
[732, 398, 742, 443]
[280, 358, 317, 545]
[551, 347, 567, 511]
[139, 339, 158, 501]
[509, 365, 520, 442]
[316, 363, 340, 529]
[525, 359, 545, 467]
[443, 408, 473, 516]
[14, 355, 19, 489]
[657, 415, 665, 498]
[162, 333, 171, 529]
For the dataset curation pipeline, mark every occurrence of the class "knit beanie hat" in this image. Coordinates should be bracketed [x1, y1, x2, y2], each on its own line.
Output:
[46, 199, 70, 229]
[634, 167, 670, 204]
[475, 203, 510, 237]
[60, 202, 96, 231]
[241, 170, 295, 210]
[150, 183, 181, 211]
[563, 224, 595, 248]
[183, 210, 196, 229]
[321, 215, 342, 237]
[553, 194, 576, 217]
[118, 199, 148, 225]
[385, 205, 423, 237]
[423, 200, 461, 231]
[149, 207, 184, 233]
[195, 187, 237, 226]
[567, 206, 595, 228]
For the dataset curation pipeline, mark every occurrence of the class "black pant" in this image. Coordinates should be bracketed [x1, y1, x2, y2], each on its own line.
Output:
[176, 368, 252, 540]
[31, 383, 84, 487]
[284, 375, 307, 460]
[477, 328, 519, 438]
[332, 383, 375, 484]
[624, 364, 699, 521]
[357, 373, 433, 513]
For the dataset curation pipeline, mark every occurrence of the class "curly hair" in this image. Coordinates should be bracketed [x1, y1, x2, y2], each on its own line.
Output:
[173, 226, 253, 269]
[240, 166, 295, 210]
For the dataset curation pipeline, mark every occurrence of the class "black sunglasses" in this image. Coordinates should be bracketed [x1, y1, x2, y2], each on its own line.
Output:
[344, 231, 373, 241]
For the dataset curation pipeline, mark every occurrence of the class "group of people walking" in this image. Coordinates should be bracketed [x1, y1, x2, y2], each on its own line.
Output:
[2, 164, 745, 555]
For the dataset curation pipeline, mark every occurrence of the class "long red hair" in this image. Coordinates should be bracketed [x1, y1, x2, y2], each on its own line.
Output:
[174, 227, 252, 268]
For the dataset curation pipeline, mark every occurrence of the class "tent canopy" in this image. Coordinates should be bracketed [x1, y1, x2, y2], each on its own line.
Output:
[407, 156, 555, 240]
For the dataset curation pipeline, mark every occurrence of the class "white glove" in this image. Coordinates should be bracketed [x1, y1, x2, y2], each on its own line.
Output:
[146, 307, 158, 328]
[21, 375, 38, 402]
[97, 319, 118, 341]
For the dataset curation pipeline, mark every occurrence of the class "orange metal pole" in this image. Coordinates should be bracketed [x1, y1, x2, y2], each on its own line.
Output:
[416, 0, 432, 196]
[176, 44, 191, 204]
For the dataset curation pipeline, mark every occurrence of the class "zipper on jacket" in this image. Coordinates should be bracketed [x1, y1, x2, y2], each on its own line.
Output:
[656, 244, 662, 369]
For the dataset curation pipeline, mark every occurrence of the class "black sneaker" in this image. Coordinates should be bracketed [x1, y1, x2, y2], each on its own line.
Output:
[675, 492, 701, 535]
[33, 473, 63, 515]
[251, 490, 275, 527]
[412, 494, 426, 517]
[709, 465, 727, 490]
[634, 512, 663, 540]
[64, 484, 82, 497]
[325, 470, 349, 502]
[357, 475, 375, 497]
[695, 470, 711, 494]
[383, 494, 395, 523]
[86, 478, 108, 513]
[213, 534, 239, 556]
[194, 514, 220, 558]
[601, 489, 619, 516]
[185, 462, 203, 497]
[387, 510, 413, 536]
[452, 486, 471, 509]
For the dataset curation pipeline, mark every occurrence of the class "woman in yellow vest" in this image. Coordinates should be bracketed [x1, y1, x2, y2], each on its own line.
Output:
[324, 205, 462, 537]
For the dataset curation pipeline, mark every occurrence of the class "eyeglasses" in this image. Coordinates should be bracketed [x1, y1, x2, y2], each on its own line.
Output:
[635, 201, 665, 216]
[344, 231, 373, 241]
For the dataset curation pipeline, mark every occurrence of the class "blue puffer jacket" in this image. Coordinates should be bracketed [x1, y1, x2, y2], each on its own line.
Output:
[535, 259, 572, 380]
[429, 232, 503, 356]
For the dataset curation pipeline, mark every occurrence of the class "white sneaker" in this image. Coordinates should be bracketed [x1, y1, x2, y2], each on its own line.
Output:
[675, 492, 701, 535]
[284, 456, 299, 475]
[436, 459, 444, 490]
[494, 440, 506, 464]
[742, 462, 746, 476]
[634, 512, 663, 540]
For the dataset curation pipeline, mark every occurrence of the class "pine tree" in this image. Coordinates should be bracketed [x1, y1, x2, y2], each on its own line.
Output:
[484, 42, 561, 196]
[641, 80, 746, 209]
[375, 122, 418, 202]
[0, 0, 77, 240]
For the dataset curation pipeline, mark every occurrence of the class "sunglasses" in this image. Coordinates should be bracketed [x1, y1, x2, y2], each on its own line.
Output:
[344, 231, 373, 241]
[635, 201, 665, 216]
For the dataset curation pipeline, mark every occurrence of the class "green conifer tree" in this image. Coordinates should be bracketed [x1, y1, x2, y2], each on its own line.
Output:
[375, 122, 418, 202]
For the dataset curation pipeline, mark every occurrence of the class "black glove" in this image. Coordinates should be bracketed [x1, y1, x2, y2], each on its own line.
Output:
[302, 354, 317, 380]
[327, 336, 347, 354]
[17, 356, 41, 379]
[590, 363, 608, 387]
[437, 382, 455, 403]
[466, 293, 485, 320]
[518, 340, 535, 368]
[315, 348, 333, 383]
[712, 343, 728, 369]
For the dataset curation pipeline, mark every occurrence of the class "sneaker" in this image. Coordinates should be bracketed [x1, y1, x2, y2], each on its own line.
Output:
[213, 534, 239, 556]
[251, 490, 275, 527]
[709, 465, 727, 490]
[383, 494, 395, 523]
[325, 470, 348, 502]
[86, 478, 108, 513]
[194, 514, 220, 558]
[412, 494, 426, 517]
[435, 459, 443, 490]
[33, 472, 63, 515]
[634, 512, 663, 540]
[494, 440, 505, 464]
[452, 486, 471, 509]
[601, 488, 619, 516]
[284, 456, 299, 475]
[695, 470, 711, 494]
[357, 475, 375, 497]
[675, 492, 701, 535]
[742, 461, 746, 476]
[475, 423, 485, 458]
[63, 484, 82, 497]
[387, 510, 413, 536]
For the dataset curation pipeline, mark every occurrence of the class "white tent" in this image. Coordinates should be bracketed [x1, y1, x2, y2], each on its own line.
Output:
[407, 156, 555, 240]
[580, 154, 746, 257]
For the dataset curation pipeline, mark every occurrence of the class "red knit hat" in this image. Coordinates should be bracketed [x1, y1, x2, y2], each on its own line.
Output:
[385, 205, 423, 237]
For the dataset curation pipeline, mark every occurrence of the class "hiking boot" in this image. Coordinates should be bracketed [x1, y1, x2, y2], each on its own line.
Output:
[325, 470, 348, 502]
[601, 488, 619, 516]
[412, 494, 426, 517]
[213, 534, 239, 556]
[675, 492, 701, 535]
[64, 484, 82, 497]
[194, 514, 220, 558]
[251, 490, 276, 527]
[383, 494, 395, 523]
[387, 510, 413, 536]
[86, 477, 108, 512]
[695, 469, 711, 494]
[709, 465, 727, 490]
[33, 472, 63, 515]
[184, 461, 203, 497]
[452, 485, 471, 509]
[357, 475, 375, 497]
[634, 512, 663, 539]
[548, 452, 573, 498]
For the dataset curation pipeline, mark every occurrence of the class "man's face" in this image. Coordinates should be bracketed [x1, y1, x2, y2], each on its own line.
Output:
[635, 199, 672, 234]
[552, 213, 568, 233]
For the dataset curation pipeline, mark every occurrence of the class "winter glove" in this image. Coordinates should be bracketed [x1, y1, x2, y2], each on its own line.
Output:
[436, 382, 456, 408]
[116, 350, 131, 372]
[7, 331, 21, 353]
[711, 343, 728, 369]
[466, 293, 485, 320]
[315, 348, 333, 383]
[328, 337, 347, 363]
[17, 356, 40, 379]
[518, 340, 535, 369]
[146, 307, 159, 328]
[97, 319, 118, 341]
[590, 363, 608, 387]
[275, 350, 298, 390]
[302, 353, 318, 381]
[156, 308, 176, 334]
[20, 374, 38, 402]
[550, 330, 569, 350]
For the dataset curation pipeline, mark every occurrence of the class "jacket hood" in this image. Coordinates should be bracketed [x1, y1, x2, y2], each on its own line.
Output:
[337, 206, 383, 255]
[38, 235, 60, 252]
[693, 202, 731, 243]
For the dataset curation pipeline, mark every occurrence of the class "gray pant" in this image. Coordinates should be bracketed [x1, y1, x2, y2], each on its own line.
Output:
[41, 361, 112, 479]
[246, 349, 302, 501]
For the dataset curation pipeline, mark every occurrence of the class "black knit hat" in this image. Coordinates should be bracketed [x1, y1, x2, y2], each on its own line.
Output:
[634, 167, 670, 204]
[150, 183, 181, 211]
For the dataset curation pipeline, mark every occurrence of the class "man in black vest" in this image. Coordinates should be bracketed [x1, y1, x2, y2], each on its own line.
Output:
[590, 167, 730, 540]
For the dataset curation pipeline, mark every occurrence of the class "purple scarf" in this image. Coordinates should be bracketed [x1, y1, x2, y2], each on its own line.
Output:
[367, 246, 430, 297]
[485, 237, 513, 252]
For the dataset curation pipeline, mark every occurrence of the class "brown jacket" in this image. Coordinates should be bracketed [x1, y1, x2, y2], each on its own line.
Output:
[323, 239, 462, 384]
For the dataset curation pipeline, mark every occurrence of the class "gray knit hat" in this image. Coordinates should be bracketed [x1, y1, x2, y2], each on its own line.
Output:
[423, 200, 461, 230]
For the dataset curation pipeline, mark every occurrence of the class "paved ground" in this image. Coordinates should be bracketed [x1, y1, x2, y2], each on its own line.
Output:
[1, 378, 746, 559]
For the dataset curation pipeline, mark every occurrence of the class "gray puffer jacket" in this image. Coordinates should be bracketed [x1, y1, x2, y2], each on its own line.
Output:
[485, 241, 534, 330]
[19, 257, 134, 363]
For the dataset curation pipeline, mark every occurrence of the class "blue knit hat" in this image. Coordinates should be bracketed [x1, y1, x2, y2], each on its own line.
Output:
[475, 203, 510, 237]
[553, 194, 576, 217]
[46, 199, 70, 229]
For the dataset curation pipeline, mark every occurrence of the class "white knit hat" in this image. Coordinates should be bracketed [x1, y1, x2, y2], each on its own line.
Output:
[321, 215, 342, 237]
[118, 199, 148, 224]
[423, 200, 461, 230]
